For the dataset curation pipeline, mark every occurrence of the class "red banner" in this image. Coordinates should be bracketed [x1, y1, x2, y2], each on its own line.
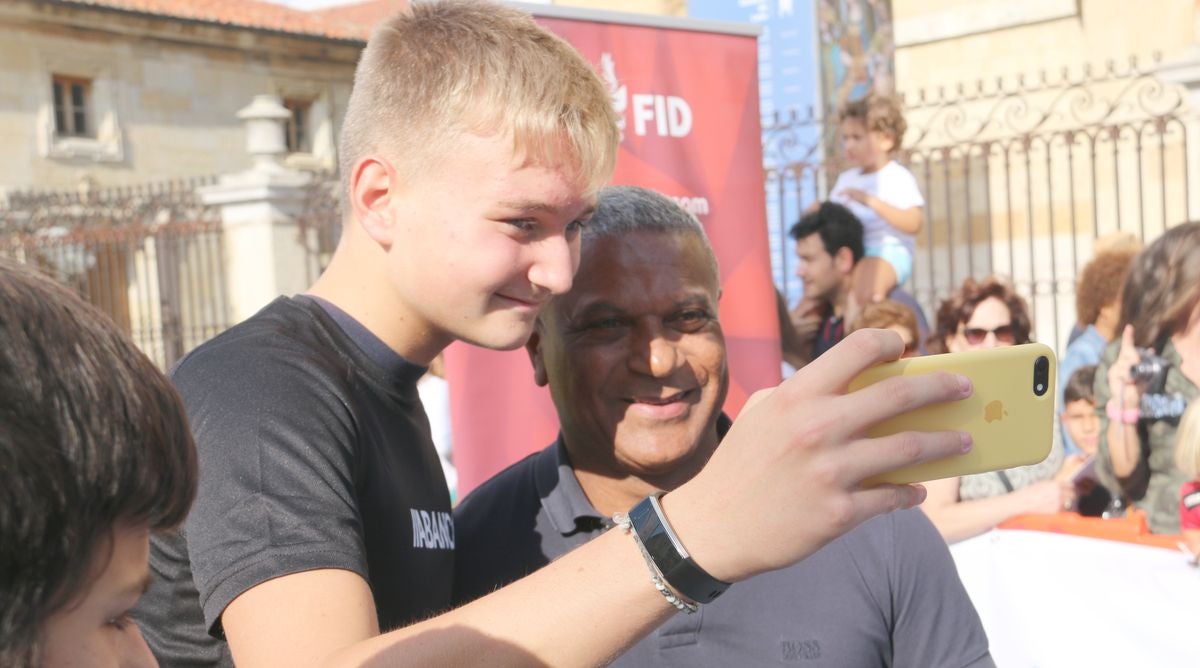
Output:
[448, 14, 780, 496]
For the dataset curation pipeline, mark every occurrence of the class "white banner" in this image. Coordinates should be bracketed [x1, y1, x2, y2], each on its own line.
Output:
[951, 530, 1200, 667]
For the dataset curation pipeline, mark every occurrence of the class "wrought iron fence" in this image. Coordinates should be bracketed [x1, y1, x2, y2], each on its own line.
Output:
[0, 177, 227, 369]
[295, 171, 342, 284]
[763, 55, 1191, 352]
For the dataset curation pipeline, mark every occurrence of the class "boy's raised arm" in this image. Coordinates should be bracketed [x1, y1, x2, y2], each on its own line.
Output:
[294, 330, 973, 667]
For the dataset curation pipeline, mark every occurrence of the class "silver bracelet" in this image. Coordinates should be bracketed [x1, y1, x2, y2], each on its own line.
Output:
[613, 512, 699, 614]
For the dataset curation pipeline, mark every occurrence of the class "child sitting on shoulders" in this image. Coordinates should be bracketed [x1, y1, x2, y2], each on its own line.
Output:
[830, 93, 925, 308]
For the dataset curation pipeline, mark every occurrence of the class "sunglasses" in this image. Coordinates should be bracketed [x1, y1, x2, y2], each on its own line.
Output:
[962, 324, 1016, 345]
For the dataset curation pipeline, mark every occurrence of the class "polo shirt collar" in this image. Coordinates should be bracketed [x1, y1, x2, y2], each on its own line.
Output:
[533, 413, 735, 537]
[534, 435, 607, 536]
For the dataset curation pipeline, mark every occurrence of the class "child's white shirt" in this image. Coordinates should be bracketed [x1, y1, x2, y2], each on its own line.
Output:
[830, 160, 925, 254]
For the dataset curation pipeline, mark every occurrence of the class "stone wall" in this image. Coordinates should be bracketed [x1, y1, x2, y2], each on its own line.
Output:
[0, 0, 360, 192]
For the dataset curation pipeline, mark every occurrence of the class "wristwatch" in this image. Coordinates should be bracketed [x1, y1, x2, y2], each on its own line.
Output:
[627, 492, 731, 605]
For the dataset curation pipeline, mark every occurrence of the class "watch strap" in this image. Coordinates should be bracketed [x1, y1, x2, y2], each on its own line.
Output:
[627, 492, 731, 605]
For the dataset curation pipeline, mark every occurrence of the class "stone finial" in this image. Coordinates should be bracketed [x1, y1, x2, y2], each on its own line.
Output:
[237, 94, 292, 171]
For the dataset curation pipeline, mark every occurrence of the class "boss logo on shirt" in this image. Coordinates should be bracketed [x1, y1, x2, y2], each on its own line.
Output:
[410, 509, 455, 550]
[781, 639, 821, 662]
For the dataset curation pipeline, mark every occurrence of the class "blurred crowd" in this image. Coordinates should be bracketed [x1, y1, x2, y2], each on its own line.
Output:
[778, 91, 1200, 552]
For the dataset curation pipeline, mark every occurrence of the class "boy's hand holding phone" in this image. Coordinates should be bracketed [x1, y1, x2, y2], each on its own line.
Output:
[663, 329, 973, 583]
[847, 342, 1058, 486]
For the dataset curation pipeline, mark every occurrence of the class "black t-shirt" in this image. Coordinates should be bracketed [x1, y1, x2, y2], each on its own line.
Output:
[135, 297, 453, 666]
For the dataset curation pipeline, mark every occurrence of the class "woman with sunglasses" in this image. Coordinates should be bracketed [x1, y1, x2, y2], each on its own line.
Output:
[1095, 222, 1200, 534]
[921, 277, 1081, 542]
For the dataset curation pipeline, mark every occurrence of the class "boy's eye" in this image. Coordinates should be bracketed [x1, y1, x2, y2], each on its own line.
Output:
[506, 219, 536, 233]
[106, 612, 133, 631]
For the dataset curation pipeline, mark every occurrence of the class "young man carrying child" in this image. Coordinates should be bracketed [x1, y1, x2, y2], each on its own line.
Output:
[136, 2, 975, 666]
[830, 94, 925, 308]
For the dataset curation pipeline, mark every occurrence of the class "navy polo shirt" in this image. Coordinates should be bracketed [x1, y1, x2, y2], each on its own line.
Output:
[453, 419, 994, 667]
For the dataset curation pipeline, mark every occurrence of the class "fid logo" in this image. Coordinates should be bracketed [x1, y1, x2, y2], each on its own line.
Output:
[984, 400, 1008, 423]
[599, 52, 694, 138]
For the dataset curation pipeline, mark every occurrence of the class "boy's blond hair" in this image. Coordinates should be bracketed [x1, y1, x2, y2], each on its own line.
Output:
[839, 94, 908, 152]
[1175, 401, 1200, 479]
[338, 0, 619, 203]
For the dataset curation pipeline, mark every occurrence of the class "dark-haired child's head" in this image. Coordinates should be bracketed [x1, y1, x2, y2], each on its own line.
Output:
[1062, 365, 1100, 456]
[0, 259, 197, 667]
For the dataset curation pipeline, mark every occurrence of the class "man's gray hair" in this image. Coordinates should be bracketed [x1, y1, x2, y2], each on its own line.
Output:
[584, 186, 718, 275]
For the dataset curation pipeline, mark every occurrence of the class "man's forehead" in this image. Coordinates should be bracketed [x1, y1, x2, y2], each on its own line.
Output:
[795, 234, 825, 255]
[561, 239, 715, 310]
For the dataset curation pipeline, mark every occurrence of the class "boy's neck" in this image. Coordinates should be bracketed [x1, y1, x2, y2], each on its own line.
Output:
[307, 236, 450, 366]
[858, 157, 889, 174]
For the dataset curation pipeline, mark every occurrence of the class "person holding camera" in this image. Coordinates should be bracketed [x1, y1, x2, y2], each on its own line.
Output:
[1095, 222, 1200, 534]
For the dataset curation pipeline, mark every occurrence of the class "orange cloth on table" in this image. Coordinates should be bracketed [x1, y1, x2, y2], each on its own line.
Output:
[1000, 509, 1180, 551]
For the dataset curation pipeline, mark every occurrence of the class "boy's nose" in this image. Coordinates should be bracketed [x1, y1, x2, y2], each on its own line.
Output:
[528, 235, 576, 296]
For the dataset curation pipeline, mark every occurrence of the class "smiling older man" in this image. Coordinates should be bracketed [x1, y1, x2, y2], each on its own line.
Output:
[452, 186, 993, 667]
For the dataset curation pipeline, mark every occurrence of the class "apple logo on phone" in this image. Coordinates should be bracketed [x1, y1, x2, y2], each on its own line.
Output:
[984, 400, 1008, 423]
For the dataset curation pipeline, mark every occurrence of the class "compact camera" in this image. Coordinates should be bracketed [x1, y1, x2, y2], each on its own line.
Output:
[1128, 349, 1188, 420]
[1129, 348, 1171, 390]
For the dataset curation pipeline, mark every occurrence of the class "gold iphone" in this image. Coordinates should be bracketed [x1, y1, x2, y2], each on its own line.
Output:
[848, 342, 1057, 485]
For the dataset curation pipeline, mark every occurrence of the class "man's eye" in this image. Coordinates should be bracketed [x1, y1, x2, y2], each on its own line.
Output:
[673, 310, 711, 330]
[506, 219, 536, 232]
[565, 219, 587, 238]
[587, 317, 625, 329]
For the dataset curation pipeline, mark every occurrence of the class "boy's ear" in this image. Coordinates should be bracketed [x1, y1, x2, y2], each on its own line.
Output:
[876, 130, 897, 155]
[526, 326, 549, 387]
[350, 156, 397, 249]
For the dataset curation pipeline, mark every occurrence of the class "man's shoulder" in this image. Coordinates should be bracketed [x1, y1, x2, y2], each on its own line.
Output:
[838, 507, 945, 567]
[454, 448, 547, 531]
[452, 446, 558, 605]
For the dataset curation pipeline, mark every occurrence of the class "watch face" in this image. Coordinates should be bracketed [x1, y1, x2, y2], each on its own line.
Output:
[629, 495, 729, 604]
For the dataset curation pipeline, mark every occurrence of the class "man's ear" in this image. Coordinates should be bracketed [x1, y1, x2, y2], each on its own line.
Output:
[835, 246, 856, 274]
[350, 156, 397, 250]
[526, 326, 550, 387]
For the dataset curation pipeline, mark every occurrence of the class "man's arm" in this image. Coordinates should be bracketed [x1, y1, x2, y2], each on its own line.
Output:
[888, 510, 995, 667]
[224, 330, 973, 667]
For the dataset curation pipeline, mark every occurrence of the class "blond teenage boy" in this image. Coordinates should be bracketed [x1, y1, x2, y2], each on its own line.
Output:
[136, 2, 974, 666]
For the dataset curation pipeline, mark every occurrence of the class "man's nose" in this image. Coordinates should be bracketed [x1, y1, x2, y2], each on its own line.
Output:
[629, 326, 683, 378]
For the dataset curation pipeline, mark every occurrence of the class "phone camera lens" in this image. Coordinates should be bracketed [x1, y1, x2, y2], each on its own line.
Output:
[1033, 356, 1049, 396]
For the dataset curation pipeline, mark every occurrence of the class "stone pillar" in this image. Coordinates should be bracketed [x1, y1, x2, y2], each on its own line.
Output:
[200, 95, 314, 324]
[1155, 49, 1200, 221]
